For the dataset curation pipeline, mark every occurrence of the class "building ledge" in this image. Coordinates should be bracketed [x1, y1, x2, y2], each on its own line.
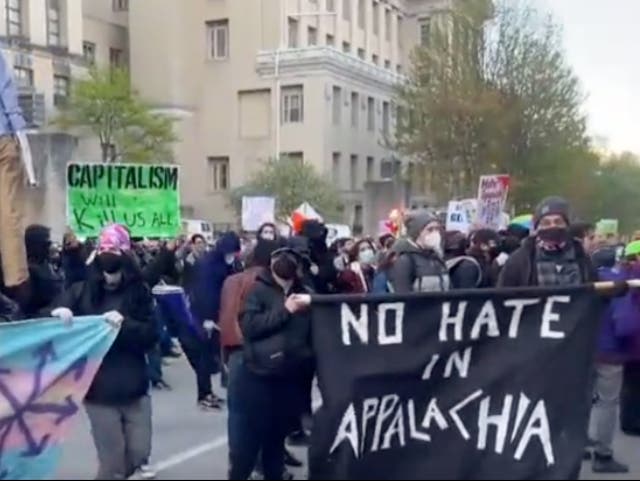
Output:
[256, 46, 407, 91]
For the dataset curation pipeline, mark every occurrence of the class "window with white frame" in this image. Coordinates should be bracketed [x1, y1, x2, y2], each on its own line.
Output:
[351, 91, 359, 128]
[281, 85, 304, 124]
[308, 26, 318, 46]
[206, 20, 229, 60]
[332, 86, 342, 125]
[112, 0, 129, 11]
[53, 75, 70, 107]
[382, 100, 390, 135]
[6, 0, 23, 37]
[13, 66, 33, 89]
[350, 155, 359, 191]
[208, 157, 230, 191]
[385, 8, 391, 41]
[332, 152, 341, 186]
[83, 42, 96, 65]
[288, 18, 299, 48]
[326, 33, 335, 47]
[47, 0, 61, 46]
[372, 1, 379, 35]
[367, 96, 375, 131]
[366, 156, 374, 181]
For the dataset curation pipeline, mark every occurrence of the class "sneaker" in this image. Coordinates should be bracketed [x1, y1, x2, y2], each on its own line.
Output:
[151, 380, 172, 391]
[206, 393, 225, 406]
[198, 398, 223, 412]
[164, 348, 182, 359]
[287, 430, 311, 448]
[593, 454, 629, 474]
[284, 448, 303, 468]
[128, 465, 157, 480]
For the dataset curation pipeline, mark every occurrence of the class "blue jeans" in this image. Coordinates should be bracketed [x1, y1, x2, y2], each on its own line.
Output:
[227, 352, 291, 480]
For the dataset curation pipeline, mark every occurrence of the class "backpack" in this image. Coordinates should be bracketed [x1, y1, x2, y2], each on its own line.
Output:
[446, 256, 483, 288]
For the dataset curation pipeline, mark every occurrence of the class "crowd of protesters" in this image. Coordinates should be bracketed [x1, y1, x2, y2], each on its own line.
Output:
[1, 195, 640, 479]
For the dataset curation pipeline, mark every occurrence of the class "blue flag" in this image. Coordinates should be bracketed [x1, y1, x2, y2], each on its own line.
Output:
[0, 317, 118, 480]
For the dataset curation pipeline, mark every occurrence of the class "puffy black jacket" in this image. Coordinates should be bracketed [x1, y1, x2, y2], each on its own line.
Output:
[240, 271, 312, 377]
[55, 263, 157, 405]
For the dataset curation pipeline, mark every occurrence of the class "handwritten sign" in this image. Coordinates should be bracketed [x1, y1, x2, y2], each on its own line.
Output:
[596, 219, 619, 237]
[477, 175, 510, 230]
[446, 199, 477, 234]
[67, 163, 181, 238]
[242, 196, 276, 232]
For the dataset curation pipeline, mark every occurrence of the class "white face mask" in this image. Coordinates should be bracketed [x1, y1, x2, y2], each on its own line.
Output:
[418, 231, 442, 253]
[103, 271, 123, 287]
[358, 249, 376, 265]
[225, 254, 236, 265]
[261, 231, 275, 241]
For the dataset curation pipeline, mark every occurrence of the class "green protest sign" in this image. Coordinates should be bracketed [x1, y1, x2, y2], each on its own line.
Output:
[67, 163, 181, 238]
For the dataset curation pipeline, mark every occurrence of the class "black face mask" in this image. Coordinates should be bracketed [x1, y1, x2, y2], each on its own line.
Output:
[537, 227, 570, 245]
[97, 252, 124, 274]
[272, 254, 298, 281]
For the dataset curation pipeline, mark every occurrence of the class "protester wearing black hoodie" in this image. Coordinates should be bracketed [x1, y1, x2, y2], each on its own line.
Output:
[24, 225, 63, 317]
[300, 220, 337, 294]
[52, 227, 157, 480]
[61, 232, 88, 288]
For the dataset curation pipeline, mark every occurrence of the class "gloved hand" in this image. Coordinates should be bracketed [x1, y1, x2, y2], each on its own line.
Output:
[103, 311, 124, 328]
[51, 307, 74, 326]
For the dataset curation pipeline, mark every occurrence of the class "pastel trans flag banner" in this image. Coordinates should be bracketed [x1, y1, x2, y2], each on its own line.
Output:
[0, 317, 118, 480]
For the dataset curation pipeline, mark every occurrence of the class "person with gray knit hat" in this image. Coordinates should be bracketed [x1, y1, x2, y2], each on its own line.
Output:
[389, 210, 450, 293]
[498, 196, 595, 287]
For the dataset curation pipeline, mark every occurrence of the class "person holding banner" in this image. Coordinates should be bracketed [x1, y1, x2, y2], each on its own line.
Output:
[51, 224, 158, 480]
[498, 197, 596, 287]
[389, 210, 450, 293]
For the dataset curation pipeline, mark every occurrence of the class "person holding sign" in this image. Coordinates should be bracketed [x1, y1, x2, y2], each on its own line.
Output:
[0, 52, 36, 309]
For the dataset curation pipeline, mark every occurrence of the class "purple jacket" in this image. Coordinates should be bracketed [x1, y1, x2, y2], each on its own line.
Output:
[597, 265, 640, 364]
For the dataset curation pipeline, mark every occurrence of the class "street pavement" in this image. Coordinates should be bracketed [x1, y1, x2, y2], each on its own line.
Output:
[56, 356, 640, 480]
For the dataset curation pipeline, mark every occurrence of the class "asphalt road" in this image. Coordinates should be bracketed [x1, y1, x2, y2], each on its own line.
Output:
[55, 357, 640, 480]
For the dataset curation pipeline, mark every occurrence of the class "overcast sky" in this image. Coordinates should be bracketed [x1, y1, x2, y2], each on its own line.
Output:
[534, 0, 639, 153]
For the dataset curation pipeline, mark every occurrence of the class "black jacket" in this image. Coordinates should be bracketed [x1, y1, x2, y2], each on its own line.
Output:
[25, 261, 64, 318]
[55, 264, 157, 405]
[389, 239, 450, 293]
[240, 271, 312, 377]
[498, 237, 597, 288]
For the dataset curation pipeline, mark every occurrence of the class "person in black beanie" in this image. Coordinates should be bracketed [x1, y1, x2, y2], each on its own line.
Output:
[299, 220, 337, 294]
[498, 197, 596, 287]
[23, 225, 63, 317]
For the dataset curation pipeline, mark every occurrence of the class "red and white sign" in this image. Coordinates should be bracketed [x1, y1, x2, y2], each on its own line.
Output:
[477, 175, 510, 230]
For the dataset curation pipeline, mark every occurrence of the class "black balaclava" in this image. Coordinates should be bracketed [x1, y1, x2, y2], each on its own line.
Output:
[25, 225, 52, 263]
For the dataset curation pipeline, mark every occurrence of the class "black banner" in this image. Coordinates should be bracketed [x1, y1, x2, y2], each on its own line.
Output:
[309, 287, 602, 480]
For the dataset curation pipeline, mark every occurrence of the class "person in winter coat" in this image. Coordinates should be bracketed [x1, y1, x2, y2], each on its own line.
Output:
[228, 247, 312, 480]
[300, 220, 338, 294]
[23, 224, 63, 317]
[50, 224, 157, 480]
[336, 239, 377, 293]
[498, 197, 596, 288]
[372, 250, 398, 293]
[448, 229, 500, 289]
[61, 232, 88, 289]
[257, 223, 278, 242]
[182, 234, 208, 290]
[588, 242, 640, 474]
[389, 211, 450, 293]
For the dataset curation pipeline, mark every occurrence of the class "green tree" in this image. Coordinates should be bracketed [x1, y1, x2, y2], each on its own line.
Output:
[395, 0, 588, 209]
[56, 67, 178, 163]
[229, 158, 340, 221]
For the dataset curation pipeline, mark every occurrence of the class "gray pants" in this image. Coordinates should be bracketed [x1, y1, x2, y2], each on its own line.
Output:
[589, 364, 623, 457]
[85, 395, 152, 480]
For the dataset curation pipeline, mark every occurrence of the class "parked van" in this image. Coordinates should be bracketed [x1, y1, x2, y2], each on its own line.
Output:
[182, 219, 215, 245]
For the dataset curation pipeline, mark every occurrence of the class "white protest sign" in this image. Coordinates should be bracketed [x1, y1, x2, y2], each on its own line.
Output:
[242, 196, 275, 231]
[446, 199, 478, 233]
[477, 175, 511, 230]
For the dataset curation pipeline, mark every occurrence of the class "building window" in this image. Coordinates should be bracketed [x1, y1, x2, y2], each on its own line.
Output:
[47, 0, 62, 47]
[350, 155, 358, 191]
[366, 156, 374, 181]
[397, 64, 402, 74]
[343, 0, 351, 21]
[420, 18, 431, 47]
[367, 96, 375, 131]
[357, 48, 365, 60]
[6, 0, 23, 37]
[372, 54, 379, 65]
[110, 48, 124, 68]
[53, 75, 70, 107]
[397, 16, 403, 48]
[208, 157, 230, 191]
[380, 159, 393, 178]
[372, 1, 379, 35]
[206, 20, 229, 60]
[281, 152, 304, 165]
[332, 86, 342, 125]
[281, 85, 304, 124]
[326, 33, 335, 47]
[112, 0, 129, 11]
[308, 26, 318, 46]
[332, 152, 341, 187]
[354, 204, 363, 232]
[384, 59, 391, 70]
[351, 92, 359, 128]
[13, 66, 33, 90]
[385, 9, 391, 41]
[327, 0, 335, 12]
[288, 18, 299, 48]
[83, 41, 96, 65]
[342, 41, 351, 54]
[358, 0, 366, 28]
[382, 100, 390, 136]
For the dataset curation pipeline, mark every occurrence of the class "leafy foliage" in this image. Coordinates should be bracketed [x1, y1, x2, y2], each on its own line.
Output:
[55, 67, 177, 163]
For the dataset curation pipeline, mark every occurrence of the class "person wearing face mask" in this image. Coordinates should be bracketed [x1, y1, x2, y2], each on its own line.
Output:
[448, 229, 500, 289]
[389, 211, 450, 293]
[257, 222, 278, 242]
[336, 239, 377, 293]
[228, 247, 312, 480]
[182, 234, 208, 290]
[61, 231, 88, 288]
[498, 197, 596, 288]
[50, 224, 157, 480]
